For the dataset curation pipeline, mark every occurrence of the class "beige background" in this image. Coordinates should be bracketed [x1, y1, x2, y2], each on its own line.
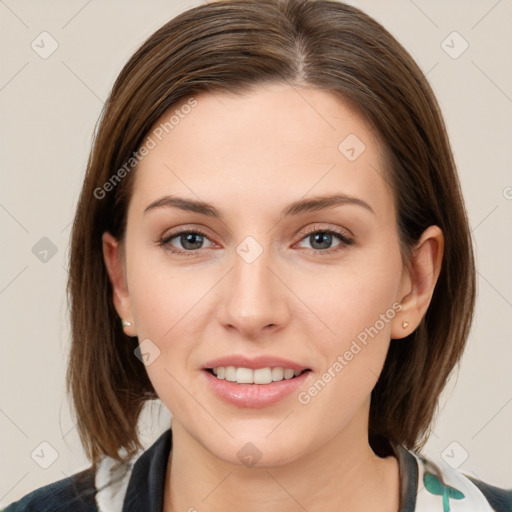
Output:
[1, 0, 511, 506]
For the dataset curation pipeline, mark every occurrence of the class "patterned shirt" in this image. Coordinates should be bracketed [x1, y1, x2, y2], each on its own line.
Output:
[3, 429, 511, 511]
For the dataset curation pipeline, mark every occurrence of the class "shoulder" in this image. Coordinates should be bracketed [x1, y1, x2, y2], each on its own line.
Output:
[1, 467, 97, 512]
[413, 450, 512, 511]
[2, 428, 173, 512]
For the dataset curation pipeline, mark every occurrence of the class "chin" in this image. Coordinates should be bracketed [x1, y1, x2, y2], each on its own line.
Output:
[206, 432, 306, 468]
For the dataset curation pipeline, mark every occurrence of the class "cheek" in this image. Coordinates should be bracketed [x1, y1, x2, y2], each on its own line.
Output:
[126, 265, 208, 417]
[127, 241, 212, 340]
[295, 246, 403, 344]
[295, 281, 399, 434]
[293, 241, 403, 409]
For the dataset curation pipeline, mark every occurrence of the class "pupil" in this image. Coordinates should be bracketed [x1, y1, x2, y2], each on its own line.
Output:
[182, 233, 203, 250]
[311, 232, 331, 250]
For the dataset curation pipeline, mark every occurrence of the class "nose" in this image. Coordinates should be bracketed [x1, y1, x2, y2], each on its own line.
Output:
[216, 241, 291, 339]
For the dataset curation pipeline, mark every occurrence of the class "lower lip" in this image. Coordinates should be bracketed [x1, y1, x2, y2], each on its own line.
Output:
[203, 370, 311, 408]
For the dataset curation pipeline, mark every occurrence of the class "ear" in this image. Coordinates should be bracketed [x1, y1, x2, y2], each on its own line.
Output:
[391, 225, 444, 339]
[102, 231, 137, 337]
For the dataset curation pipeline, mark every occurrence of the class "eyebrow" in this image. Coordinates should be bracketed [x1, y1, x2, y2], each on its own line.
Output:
[143, 193, 375, 219]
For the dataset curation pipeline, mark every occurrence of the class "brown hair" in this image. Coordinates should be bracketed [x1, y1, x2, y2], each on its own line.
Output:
[66, 0, 475, 467]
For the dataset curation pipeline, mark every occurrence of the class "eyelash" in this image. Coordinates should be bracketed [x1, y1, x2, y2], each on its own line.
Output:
[157, 227, 354, 257]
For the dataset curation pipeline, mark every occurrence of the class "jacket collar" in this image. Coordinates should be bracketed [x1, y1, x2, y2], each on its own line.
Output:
[392, 443, 419, 512]
[121, 428, 173, 512]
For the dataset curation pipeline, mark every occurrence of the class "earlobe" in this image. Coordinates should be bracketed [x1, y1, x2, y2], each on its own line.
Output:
[102, 232, 137, 336]
[391, 226, 444, 339]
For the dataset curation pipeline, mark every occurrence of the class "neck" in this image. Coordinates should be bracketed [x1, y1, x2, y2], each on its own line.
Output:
[163, 407, 400, 512]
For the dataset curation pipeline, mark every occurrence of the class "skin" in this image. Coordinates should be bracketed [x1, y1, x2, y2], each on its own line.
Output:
[103, 83, 444, 512]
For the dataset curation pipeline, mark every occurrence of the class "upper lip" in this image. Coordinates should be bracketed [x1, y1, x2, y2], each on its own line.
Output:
[203, 355, 310, 371]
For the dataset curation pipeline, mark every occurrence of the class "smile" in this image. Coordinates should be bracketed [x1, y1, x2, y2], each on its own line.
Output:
[208, 366, 307, 384]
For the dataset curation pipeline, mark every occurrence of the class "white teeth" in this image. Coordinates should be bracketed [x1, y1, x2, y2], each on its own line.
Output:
[225, 366, 237, 382]
[236, 367, 254, 384]
[253, 368, 272, 384]
[283, 369, 295, 380]
[211, 366, 305, 384]
[271, 367, 284, 381]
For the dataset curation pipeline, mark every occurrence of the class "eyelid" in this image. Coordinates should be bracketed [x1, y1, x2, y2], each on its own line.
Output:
[295, 223, 354, 241]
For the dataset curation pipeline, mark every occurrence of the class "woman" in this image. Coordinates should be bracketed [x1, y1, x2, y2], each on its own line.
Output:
[4, 0, 510, 511]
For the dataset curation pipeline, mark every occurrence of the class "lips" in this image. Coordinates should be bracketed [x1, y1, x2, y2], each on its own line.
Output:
[203, 355, 309, 371]
[202, 355, 312, 408]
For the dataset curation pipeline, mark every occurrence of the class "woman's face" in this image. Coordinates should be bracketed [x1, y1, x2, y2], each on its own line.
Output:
[108, 83, 411, 465]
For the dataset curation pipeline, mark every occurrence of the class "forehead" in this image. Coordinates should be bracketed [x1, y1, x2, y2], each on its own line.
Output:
[130, 83, 393, 221]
